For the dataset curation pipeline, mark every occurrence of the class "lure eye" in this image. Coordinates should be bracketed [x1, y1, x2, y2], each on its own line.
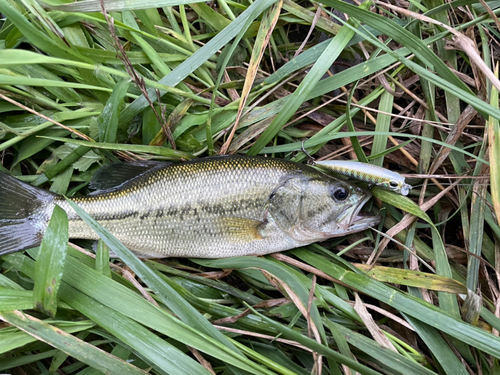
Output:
[389, 181, 399, 188]
[332, 186, 349, 201]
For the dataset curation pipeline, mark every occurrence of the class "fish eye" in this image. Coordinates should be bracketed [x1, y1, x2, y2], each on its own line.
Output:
[389, 181, 399, 188]
[332, 185, 349, 201]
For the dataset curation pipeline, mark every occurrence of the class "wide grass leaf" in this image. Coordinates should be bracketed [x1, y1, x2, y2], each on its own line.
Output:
[41, 0, 209, 12]
[2, 250, 278, 374]
[0, 288, 34, 311]
[0, 311, 147, 374]
[39, 136, 193, 160]
[355, 265, 467, 293]
[58, 284, 213, 375]
[0, 319, 95, 355]
[293, 249, 500, 358]
[33, 205, 68, 318]
[488, 67, 500, 236]
[98, 78, 130, 143]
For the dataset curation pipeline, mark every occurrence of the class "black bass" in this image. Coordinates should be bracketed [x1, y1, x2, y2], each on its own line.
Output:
[0, 156, 380, 258]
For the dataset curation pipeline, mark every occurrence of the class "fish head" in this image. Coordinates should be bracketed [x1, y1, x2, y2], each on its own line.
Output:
[267, 173, 380, 243]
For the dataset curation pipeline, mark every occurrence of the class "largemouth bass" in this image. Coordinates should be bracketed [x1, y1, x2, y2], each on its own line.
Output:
[0, 156, 380, 258]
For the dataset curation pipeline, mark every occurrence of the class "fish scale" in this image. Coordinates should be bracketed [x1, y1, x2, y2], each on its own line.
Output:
[0, 156, 380, 258]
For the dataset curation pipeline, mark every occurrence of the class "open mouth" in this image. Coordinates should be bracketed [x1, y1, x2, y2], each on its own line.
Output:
[349, 193, 371, 224]
[347, 192, 381, 231]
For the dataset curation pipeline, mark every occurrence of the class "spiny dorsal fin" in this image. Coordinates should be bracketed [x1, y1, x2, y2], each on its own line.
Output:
[89, 161, 170, 194]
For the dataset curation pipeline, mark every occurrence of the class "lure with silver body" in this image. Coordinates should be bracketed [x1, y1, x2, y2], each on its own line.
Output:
[0, 156, 380, 258]
[314, 160, 412, 196]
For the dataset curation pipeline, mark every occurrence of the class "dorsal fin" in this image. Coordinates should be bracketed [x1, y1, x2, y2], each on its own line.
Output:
[89, 161, 170, 194]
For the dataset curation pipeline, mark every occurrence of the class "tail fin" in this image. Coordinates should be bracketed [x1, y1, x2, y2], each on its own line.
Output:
[0, 172, 56, 255]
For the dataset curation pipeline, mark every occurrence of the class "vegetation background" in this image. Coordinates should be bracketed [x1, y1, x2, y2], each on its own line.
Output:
[0, 0, 500, 373]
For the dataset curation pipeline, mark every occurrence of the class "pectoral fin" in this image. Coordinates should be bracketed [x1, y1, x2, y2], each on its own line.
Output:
[218, 217, 265, 244]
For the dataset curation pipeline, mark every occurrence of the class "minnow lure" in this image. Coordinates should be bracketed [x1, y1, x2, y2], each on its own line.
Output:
[314, 160, 412, 196]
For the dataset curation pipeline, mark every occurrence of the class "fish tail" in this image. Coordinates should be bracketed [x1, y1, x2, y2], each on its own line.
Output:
[0, 172, 56, 255]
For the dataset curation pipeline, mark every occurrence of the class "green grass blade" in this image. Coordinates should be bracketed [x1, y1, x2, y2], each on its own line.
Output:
[11, 65, 82, 103]
[488, 66, 500, 239]
[356, 265, 466, 293]
[371, 188, 431, 222]
[0, 319, 95, 355]
[344, 82, 369, 163]
[63, 198, 244, 354]
[371, 86, 394, 166]
[58, 284, 213, 375]
[33, 146, 94, 186]
[293, 249, 500, 358]
[324, 319, 357, 374]
[0, 73, 115, 91]
[38, 136, 193, 160]
[41, 0, 208, 12]
[247, 0, 372, 155]
[0, 349, 59, 371]
[119, 0, 278, 124]
[466, 185, 486, 292]
[19, 0, 66, 42]
[0, 311, 147, 374]
[0, 288, 34, 311]
[33, 205, 68, 318]
[399, 55, 499, 120]
[98, 78, 130, 144]
[95, 241, 112, 277]
[403, 314, 469, 375]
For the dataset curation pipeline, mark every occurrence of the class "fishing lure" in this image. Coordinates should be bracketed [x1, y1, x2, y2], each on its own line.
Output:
[314, 160, 412, 196]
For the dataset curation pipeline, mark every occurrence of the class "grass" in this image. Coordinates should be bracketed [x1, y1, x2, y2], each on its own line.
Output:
[0, 0, 499, 373]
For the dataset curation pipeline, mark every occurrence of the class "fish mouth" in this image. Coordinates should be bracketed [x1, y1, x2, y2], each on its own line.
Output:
[343, 192, 381, 233]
